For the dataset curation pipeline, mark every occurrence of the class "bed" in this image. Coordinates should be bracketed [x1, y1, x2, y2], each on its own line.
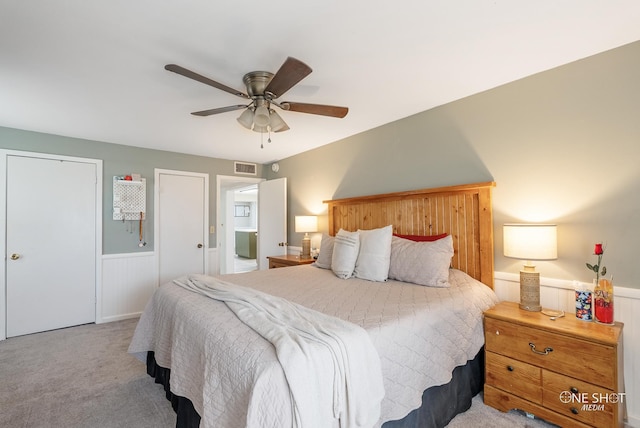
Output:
[129, 181, 499, 428]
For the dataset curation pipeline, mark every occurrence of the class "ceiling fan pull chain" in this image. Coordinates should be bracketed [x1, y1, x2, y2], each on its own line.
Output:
[260, 132, 264, 149]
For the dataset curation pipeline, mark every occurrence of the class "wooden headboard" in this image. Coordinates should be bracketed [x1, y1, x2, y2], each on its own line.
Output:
[324, 182, 496, 288]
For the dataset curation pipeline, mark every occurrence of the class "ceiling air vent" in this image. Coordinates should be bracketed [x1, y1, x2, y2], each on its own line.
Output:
[234, 162, 257, 176]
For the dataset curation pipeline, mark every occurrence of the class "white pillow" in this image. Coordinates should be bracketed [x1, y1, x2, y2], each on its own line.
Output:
[354, 225, 393, 282]
[388, 235, 454, 287]
[314, 234, 334, 269]
[331, 229, 360, 279]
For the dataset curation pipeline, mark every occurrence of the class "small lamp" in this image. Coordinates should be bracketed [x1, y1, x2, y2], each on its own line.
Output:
[503, 224, 558, 311]
[295, 215, 318, 259]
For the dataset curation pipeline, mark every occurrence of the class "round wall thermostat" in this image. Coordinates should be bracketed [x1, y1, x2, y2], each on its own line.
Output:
[271, 163, 280, 173]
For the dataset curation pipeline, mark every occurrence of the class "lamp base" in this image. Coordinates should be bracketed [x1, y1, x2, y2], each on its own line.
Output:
[301, 236, 311, 259]
[519, 270, 541, 312]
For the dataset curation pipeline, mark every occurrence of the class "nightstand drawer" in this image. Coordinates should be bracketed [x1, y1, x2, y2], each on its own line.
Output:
[269, 260, 292, 269]
[485, 351, 542, 403]
[485, 317, 616, 389]
[543, 370, 615, 427]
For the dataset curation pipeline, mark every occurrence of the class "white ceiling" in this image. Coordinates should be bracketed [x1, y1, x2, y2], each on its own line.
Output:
[2, 1, 639, 164]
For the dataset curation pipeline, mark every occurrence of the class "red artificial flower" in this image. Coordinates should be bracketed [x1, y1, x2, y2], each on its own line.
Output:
[587, 243, 607, 284]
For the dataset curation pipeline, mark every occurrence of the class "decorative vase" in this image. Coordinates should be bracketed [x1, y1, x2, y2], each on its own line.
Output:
[574, 281, 593, 322]
[593, 278, 614, 324]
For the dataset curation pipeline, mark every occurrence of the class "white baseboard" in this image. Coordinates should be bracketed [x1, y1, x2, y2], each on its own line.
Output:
[98, 312, 141, 324]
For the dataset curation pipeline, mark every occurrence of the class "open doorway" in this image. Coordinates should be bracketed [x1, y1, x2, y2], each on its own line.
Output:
[232, 184, 258, 272]
[217, 175, 263, 274]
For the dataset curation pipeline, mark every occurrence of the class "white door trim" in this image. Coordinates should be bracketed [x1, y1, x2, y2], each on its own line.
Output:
[0, 149, 103, 340]
[154, 168, 209, 285]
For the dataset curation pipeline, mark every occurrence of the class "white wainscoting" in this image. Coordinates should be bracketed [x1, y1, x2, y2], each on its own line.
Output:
[100, 248, 220, 323]
[100, 252, 157, 323]
[495, 272, 640, 428]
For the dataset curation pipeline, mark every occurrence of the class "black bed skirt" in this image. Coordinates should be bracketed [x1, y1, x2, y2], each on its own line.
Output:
[146, 352, 201, 428]
[146, 349, 484, 428]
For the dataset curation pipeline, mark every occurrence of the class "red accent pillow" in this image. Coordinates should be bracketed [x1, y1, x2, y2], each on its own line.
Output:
[393, 233, 448, 242]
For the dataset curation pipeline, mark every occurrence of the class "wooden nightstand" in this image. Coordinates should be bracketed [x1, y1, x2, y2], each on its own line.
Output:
[484, 301, 625, 428]
[267, 254, 315, 269]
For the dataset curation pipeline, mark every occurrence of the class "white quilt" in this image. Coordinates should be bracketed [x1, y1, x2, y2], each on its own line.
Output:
[129, 266, 499, 428]
[172, 275, 384, 428]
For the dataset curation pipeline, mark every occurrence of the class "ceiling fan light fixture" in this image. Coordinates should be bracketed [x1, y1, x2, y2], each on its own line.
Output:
[253, 105, 270, 127]
[252, 123, 269, 133]
[269, 109, 289, 132]
[237, 108, 254, 130]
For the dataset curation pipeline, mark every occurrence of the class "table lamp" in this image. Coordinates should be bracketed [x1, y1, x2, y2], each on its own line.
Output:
[295, 215, 317, 259]
[503, 224, 558, 311]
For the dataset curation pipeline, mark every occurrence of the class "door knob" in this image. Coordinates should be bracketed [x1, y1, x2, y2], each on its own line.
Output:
[197, 244, 203, 248]
[10, 253, 21, 260]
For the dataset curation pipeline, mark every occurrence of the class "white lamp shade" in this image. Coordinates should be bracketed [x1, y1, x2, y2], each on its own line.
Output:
[269, 109, 290, 132]
[295, 216, 318, 233]
[237, 108, 254, 129]
[503, 224, 557, 260]
[252, 123, 269, 133]
[253, 105, 270, 127]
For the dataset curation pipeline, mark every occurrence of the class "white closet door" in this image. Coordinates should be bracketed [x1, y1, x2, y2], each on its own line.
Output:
[157, 171, 207, 285]
[6, 155, 96, 337]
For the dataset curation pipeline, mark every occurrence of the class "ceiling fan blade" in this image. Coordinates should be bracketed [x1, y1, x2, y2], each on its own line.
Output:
[191, 105, 248, 116]
[281, 102, 348, 118]
[264, 57, 312, 99]
[165, 64, 249, 99]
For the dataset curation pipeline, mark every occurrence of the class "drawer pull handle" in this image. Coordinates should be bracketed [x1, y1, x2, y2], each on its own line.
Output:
[570, 407, 579, 415]
[529, 342, 553, 355]
[507, 365, 514, 372]
[570, 387, 579, 394]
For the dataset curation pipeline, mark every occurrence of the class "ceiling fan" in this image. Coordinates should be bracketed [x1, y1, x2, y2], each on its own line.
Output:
[165, 57, 348, 134]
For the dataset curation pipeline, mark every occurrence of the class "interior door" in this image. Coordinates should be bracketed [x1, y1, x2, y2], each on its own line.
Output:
[257, 177, 287, 270]
[223, 188, 236, 273]
[157, 170, 208, 284]
[6, 155, 97, 337]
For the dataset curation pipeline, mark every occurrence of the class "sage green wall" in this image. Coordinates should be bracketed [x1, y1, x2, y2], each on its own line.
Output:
[270, 41, 640, 290]
[0, 126, 265, 254]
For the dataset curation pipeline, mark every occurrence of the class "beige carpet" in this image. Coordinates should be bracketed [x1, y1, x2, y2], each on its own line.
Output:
[0, 318, 176, 428]
[0, 318, 555, 428]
